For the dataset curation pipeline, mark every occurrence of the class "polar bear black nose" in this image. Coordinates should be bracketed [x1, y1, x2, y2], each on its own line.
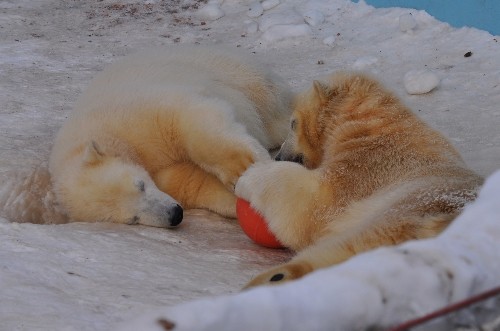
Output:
[169, 204, 183, 227]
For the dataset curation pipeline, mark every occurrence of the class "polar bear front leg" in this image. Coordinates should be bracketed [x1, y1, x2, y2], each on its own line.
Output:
[154, 163, 237, 218]
[235, 161, 328, 251]
[181, 107, 271, 192]
[188, 134, 270, 192]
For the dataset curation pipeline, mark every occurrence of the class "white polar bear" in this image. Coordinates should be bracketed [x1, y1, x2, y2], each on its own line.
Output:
[5, 45, 292, 227]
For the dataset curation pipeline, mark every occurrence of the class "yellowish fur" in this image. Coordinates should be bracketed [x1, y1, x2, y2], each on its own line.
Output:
[28, 45, 293, 227]
[235, 72, 483, 288]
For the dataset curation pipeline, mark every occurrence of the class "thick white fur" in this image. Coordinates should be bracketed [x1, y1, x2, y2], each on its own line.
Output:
[2, 45, 292, 227]
[236, 72, 483, 287]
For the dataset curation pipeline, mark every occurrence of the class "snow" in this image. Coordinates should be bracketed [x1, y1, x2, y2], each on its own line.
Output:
[244, 20, 259, 35]
[258, 10, 304, 32]
[352, 55, 379, 70]
[303, 9, 325, 27]
[322, 35, 337, 47]
[399, 13, 418, 33]
[0, 0, 499, 330]
[261, 0, 281, 11]
[119, 170, 500, 331]
[260, 24, 312, 44]
[404, 69, 441, 94]
[247, 2, 264, 18]
[196, 3, 225, 21]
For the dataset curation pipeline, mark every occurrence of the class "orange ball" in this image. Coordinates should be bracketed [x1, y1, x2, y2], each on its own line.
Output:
[236, 198, 284, 249]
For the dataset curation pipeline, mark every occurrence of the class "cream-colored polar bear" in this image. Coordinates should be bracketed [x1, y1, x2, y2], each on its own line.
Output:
[236, 72, 482, 287]
[46, 45, 292, 227]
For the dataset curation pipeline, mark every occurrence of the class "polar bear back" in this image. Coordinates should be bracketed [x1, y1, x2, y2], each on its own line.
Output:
[49, 46, 292, 176]
[82, 46, 292, 144]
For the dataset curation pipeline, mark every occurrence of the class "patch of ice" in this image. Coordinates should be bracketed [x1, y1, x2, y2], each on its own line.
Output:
[404, 70, 440, 94]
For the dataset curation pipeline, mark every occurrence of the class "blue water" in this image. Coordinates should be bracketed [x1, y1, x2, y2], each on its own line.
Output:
[355, 0, 500, 36]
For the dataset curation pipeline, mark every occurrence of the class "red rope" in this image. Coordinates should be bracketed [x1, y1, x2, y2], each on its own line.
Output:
[387, 286, 500, 331]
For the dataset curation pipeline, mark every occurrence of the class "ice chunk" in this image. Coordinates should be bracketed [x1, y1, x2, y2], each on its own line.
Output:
[196, 4, 225, 21]
[259, 10, 303, 32]
[352, 56, 378, 70]
[399, 13, 417, 33]
[245, 21, 259, 34]
[260, 24, 312, 43]
[323, 36, 336, 47]
[404, 70, 440, 94]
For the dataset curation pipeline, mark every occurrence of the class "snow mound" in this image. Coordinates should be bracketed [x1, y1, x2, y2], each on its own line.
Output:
[260, 24, 312, 43]
[117, 171, 499, 331]
[259, 10, 304, 32]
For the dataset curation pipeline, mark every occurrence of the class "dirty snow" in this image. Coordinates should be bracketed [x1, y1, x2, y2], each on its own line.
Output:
[0, 0, 499, 330]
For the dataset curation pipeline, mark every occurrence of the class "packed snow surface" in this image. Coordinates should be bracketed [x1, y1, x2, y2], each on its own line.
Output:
[119, 170, 500, 331]
[0, 0, 499, 330]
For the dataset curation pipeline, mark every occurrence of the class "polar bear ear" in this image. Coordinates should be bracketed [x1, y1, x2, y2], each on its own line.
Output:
[83, 141, 105, 165]
[312, 80, 330, 104]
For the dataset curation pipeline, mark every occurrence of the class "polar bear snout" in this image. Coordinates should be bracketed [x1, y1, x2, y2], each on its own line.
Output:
[168, 204, 183, 227]
[138, 201, 184, 228]
[274, 137, 304, 164]
[135, 183, 184, 228]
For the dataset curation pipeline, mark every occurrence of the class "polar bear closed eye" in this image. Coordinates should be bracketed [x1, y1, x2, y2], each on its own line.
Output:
[52, 141, 183, 228]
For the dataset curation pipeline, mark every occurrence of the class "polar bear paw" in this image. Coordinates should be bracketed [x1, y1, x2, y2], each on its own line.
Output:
[243, 261, 314, 289]
[235, 160, 286, 204]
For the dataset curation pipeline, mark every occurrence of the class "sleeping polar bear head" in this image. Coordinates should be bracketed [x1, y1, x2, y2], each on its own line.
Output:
[275, 79, 334, 169]
[58, 141, 183, 228]
[276, 72, 384, 169]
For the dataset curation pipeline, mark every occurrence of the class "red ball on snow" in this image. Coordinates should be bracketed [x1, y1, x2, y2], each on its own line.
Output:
[236, 198, 284, 249]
